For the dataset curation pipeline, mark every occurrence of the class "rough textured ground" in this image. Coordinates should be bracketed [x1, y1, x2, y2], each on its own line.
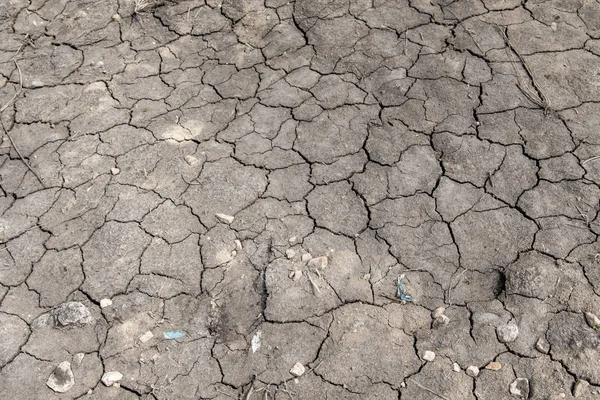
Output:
[1, 0, 600, 399]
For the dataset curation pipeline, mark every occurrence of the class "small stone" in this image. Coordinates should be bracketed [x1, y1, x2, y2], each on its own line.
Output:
[290, 362, 305, 377]
[100, 298, 112, 308]
[573, 379, 589, 397]
[496, 323, 519, 343]
[301, 253, 312, 262]
[112, 13, 121, 22]
[87, 389, 93, 395]
[432, 314, 450, 327]
[400, 382, 406, 388]
[466, 365, 480, 377]
[286, 249, 296, 259]
[422, 350, 435, 362]
[47, 361, 75, 393]
[251, 331, 261, 353]
[288, 236, 297, 244]
[535, 337, 550, 354]
[139, 331, 154, 343]
[288, 270, 303, 281]
[184, 155, 199, 166]
[31, 80, 44, 88]
[453, 362, 461, 372]
[307, 256, 328, 270]
[510, 378, 529, 399]
[111, 167, 120, 175]
[72, 353, 85, 366]
[53, 302, 93, 326]
[584, 312, 600, 329]
[235, 240, 242, 250]
[485, 361, 502, 371]
[432, 307, 446, 318]
[101, 371, 123, 387]
[215, 213, 234, 224]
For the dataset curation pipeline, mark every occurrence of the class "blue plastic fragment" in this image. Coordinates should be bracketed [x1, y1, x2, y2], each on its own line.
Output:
[163, 331, 185, 339]
[396, 275, 414, 303]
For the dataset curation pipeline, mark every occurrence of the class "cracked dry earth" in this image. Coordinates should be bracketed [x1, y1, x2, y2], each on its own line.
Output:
[3, 0, 600, 399]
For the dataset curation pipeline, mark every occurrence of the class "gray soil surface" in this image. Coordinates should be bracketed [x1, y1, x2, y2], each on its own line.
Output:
[1, 0, 600, 399]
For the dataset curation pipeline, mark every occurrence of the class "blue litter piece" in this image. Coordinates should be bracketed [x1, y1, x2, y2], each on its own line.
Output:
[396, 275, 414, 303]
[163, 331, 185, 340]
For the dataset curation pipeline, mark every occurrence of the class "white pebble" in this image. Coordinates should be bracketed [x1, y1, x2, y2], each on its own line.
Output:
[422, 350, 435, 362]
[584, 312, 600, 329]
[466, 365, 479, 377]
[184, 155, 199, 166]
[139, 331, 153, 343]
[432, 307, 445, 318]
[290, 362, 305, 377]
[101, 371, 123, 387]
[100, 298, 112, 308]
[215, 213, 234, 224]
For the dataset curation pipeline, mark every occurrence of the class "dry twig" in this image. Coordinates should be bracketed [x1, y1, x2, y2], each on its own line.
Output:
[582, 155, 600, 165]
[307, 270, 321, 294]
[0, 60, 22, 113]
[412, 381, 451, 400]
[0, 35, 45, 187]
[495, 25, 551, 112]
[1, 121, 45, 187]
[446, 268, 468, 306]
[0, 33, 28, 113]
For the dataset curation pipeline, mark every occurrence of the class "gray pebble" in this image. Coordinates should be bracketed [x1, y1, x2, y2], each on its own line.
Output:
[510, 378, 529, 399]
[535, 337, 550, 354]
[496, 323, 519, 343]
[46, 361, 75, 393]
